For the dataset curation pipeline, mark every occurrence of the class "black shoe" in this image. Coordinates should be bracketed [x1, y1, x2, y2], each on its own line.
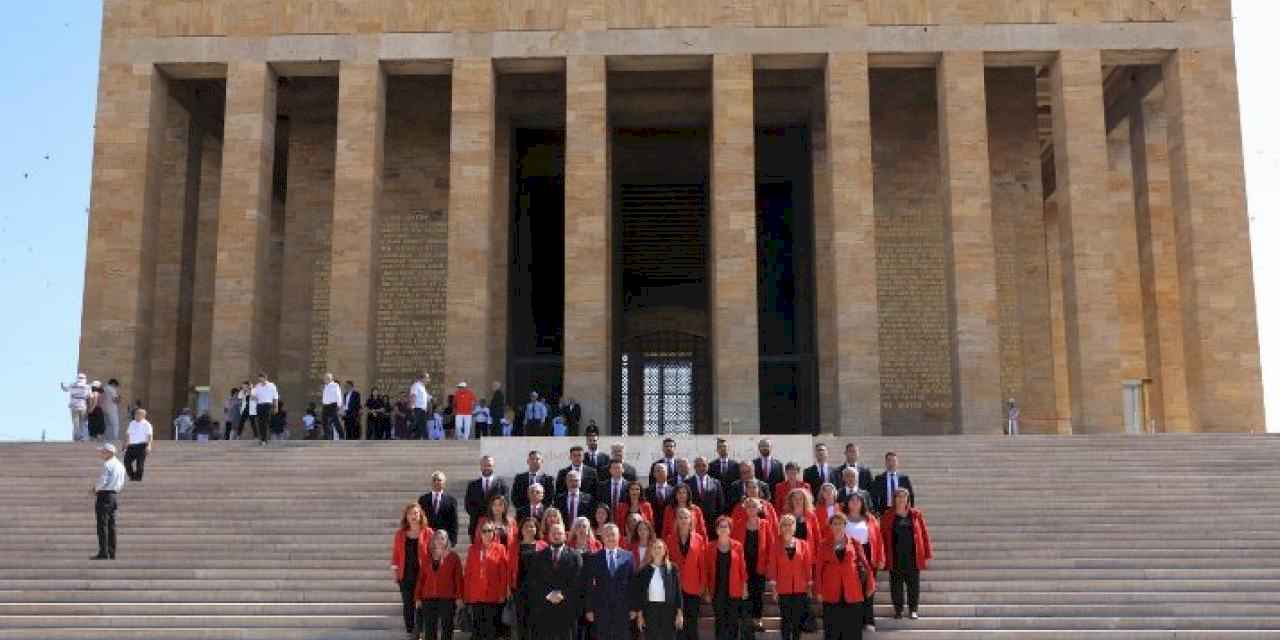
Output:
[893, 611, 903, 619]
[90, 554, 109, 560]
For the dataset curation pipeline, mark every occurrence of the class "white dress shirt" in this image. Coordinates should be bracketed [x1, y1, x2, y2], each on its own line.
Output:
[322, 381, 342, 405]
[126, 420, 153, 446]
[97, 456, 127, 492]
[647, 565, 666, 602]
[252, 382, 278, 405]
[846, 520, 870, 544]
[410, 381, 429, 410]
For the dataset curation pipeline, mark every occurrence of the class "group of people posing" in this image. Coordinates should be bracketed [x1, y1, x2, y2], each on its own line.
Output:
[391, 437, 932, 640]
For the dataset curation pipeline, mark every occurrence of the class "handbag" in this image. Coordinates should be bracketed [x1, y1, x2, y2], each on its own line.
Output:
[456, 604, 474, 633]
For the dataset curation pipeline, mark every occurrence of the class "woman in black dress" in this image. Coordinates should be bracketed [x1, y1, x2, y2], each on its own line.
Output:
[633, 538, 684, 640]
[511, 517, 545, 640]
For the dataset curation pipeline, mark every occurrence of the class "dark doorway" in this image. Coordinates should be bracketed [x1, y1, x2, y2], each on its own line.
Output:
[507, 129, 565, 403]
[619, 331, 712, 436]
[756, 125, 818, 434]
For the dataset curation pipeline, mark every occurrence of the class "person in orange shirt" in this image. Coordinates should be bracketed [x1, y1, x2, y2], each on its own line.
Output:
[665, 508, 707, 640]
[415, 529, 463, 640]
[390, 503, 432, 636]
[772, 462, 812, 515]
[816, 511, 875, 640]
[452, 381, 476, 440]
[767, 514, 814, 640]
[463, 522, 511, 640]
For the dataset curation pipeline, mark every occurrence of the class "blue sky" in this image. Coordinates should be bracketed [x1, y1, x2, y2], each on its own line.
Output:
[0, 4, 1276, 440]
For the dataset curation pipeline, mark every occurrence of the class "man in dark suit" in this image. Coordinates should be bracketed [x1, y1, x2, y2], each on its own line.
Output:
[836, 466, 871, 509]
[648, 438, 679, 486]
[529, 522, 584, 640]
[584, 433, 611, 474]
[563, 398, 582, 437]
[871, 451, 916, 514]
[489, 381, 506, 427]
[607, 443, 638, 482]
[417, 471, 460, 545]
[646, 463, 676, 533]
[689, 456, 726, 522]
[708, 438, 739, 485]
[517, 484, 551, 522]
[837, 442, 874, 492]
[804, 442, 839, 490]
[585, 523, 634, 640]
[752, 438, 785, 488]
[342, 380, 362, 440]
[553, 469, 594, 524]
[512, 450, 556, 511]
[596, 459, 631, 509]
[555, 446, 599, 496]
[464, 455, 508, 539]
[728, 460, 771, 507]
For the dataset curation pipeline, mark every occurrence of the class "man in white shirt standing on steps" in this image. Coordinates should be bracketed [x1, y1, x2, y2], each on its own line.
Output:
[321, 373, 342, 441]
[91, 443, 127, 560]
[122, 409, 153, 482]
[410, 373, 431, 440]
[251, 372, 279, 447]
[61, 373, 91, 441]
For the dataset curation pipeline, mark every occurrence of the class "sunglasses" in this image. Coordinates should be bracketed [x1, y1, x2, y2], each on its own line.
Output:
[482, 528, 495, 533]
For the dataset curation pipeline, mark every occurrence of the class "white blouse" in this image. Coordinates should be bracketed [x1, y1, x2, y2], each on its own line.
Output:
[846, 520, 869, 545]
[647, 566, 667, 602]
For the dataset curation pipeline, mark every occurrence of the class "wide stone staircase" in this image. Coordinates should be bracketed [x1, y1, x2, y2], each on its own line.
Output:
[1, 434, 1279, 638]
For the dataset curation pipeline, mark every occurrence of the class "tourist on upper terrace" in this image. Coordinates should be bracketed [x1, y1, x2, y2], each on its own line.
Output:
[390, 502, 432, 637]
[90, 443, 126, 560]
[561, 396, 582, 437]
[871, 452, 915, 514]
[418, 471, 459, 546]
[410, 373, 431, 439]
[1007, 398, 1021, 436]
[341, 380, 361, 440]
[474, 399, 492, 437]
[453, 382, 476, 440]
[223, 388, 240, 441]
[251, 372, 279, 446]
[103, 379, 122, 442]
[523, 391, 548, 437]
[880, 487, 932, 621]
[488, 381, 506, 431]
[60, 372, 90, 441]
[366, 387, 388, 440]
[86, 381, 106, 441]
[122, 408, 153, 482]
[321, 372, 342, 440]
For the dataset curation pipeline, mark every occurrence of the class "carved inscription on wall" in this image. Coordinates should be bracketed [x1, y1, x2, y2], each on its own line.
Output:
[870, 69, 954, 434]
[373, 76, 451, 400]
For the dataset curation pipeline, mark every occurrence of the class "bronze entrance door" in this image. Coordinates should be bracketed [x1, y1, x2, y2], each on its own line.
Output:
[617, 331, 711, 436]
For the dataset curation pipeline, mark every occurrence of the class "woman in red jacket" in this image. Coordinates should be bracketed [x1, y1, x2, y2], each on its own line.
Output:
[880, 488, 932, 620]
[731, 497, 776, 632]
[665, 508, 707, 640]
[474, 494, 518, 546]
[663, 483, 708, 540]
[416, 529, 463, 640]
[735, 481, 779, 527]
[615, 480, 655, 530]
[767, 514, 814, 640]
[630, 518, 659, 567]
[703, 516, 749, 640]
[816, 512, 874, 640]
[390, 502, 432, 636]
[772, 462, 812, 515]
[463, 522, 511, 640]
[783, 488, 823, 545]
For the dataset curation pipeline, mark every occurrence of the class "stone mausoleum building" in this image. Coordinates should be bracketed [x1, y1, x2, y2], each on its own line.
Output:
[79, 0, 1264, 437]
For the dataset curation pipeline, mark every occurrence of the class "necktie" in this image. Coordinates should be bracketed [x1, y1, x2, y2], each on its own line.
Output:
[889, 473, 897, 497]
[554, 547, 561, 565]
[613, 481, 620, 505]
[608, 550, 615, 574]
[483, 477, 489, 494]
[821, 465, 827, 484]
[570, 494, 577, 521]
[433, 493, 440, 514]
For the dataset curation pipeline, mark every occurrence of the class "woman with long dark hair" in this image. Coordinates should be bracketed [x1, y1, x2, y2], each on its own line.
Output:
[475, 494, 517, 546]
[390, 503, 432, 637]
[662, 483, 708, 540]
[509, 517, 546, 640]
[632, 538, 684, 640]
[615, 480, 655, 529]
[880, 488, 932, 620]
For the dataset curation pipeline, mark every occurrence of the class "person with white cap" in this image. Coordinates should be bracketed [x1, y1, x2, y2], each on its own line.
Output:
[454, 381, 476, 440]
[60, 373, 91, 441]
[90, 443, 127, 560]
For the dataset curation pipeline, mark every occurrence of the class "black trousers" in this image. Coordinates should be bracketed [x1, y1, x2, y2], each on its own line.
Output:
[678, 593, 701, 640]
[778, 594, 808, 640]
[398, 578, 419, 633]
[322, 403, 340, 439]
[413, 408, 428, 439]
[470, 602, 504, 640]
[642, 601, 677, 640]
[862, 594, 876, 627]
[746, 568, 766, 619]
[343, 413, 360, 439]
[526, 419, 544, 437]
[422, 598, 456, 640]
[94, 491, 118, 558]
[123, 444, 147, 481]
[891, 569, 921, 613]
[713, 597, 752, 640]
[822, 602, 863, 640]
[254, 407, 272, 443]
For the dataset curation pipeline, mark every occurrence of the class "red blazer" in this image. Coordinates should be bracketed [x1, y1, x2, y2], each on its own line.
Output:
[814, 503, 844, 545]
[857, 515, 887, 571]
[731, 501, 779, 530]
[772, 480, 812, 513]
[661, 503, 708, 540]
[767, 537, 815, 595]
[730, 512, 777, 574]
[463, 541, 510, 603]
[815, 541, 874, 603]
[784, 508, 824, 547]
[614, 500, 655, 531]
[665, 531, 708, 595]
[702, 539, 749, 599]
[390, 527, 432, 583]
[880, 508, 933, 571]
[414, 550, 463, 601]
[507, 538, 547, 583]
[475, 515, 518, 546]
[569, 537, 602, 554]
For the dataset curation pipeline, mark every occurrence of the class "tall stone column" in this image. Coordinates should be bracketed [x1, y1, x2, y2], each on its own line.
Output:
[1162, 48, 1265, 432]
[209, 63, 277, 407]
[1049, 50, 1129, 432]
[937, 52, 1002, 433]
[327, 63, 386, 398]
[563, 55, 612, 428]
[819, 52, 881, 436]
[711, 54, 761, 434]
[80, 64, 168, 420]
[444, 58, 496, 392]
